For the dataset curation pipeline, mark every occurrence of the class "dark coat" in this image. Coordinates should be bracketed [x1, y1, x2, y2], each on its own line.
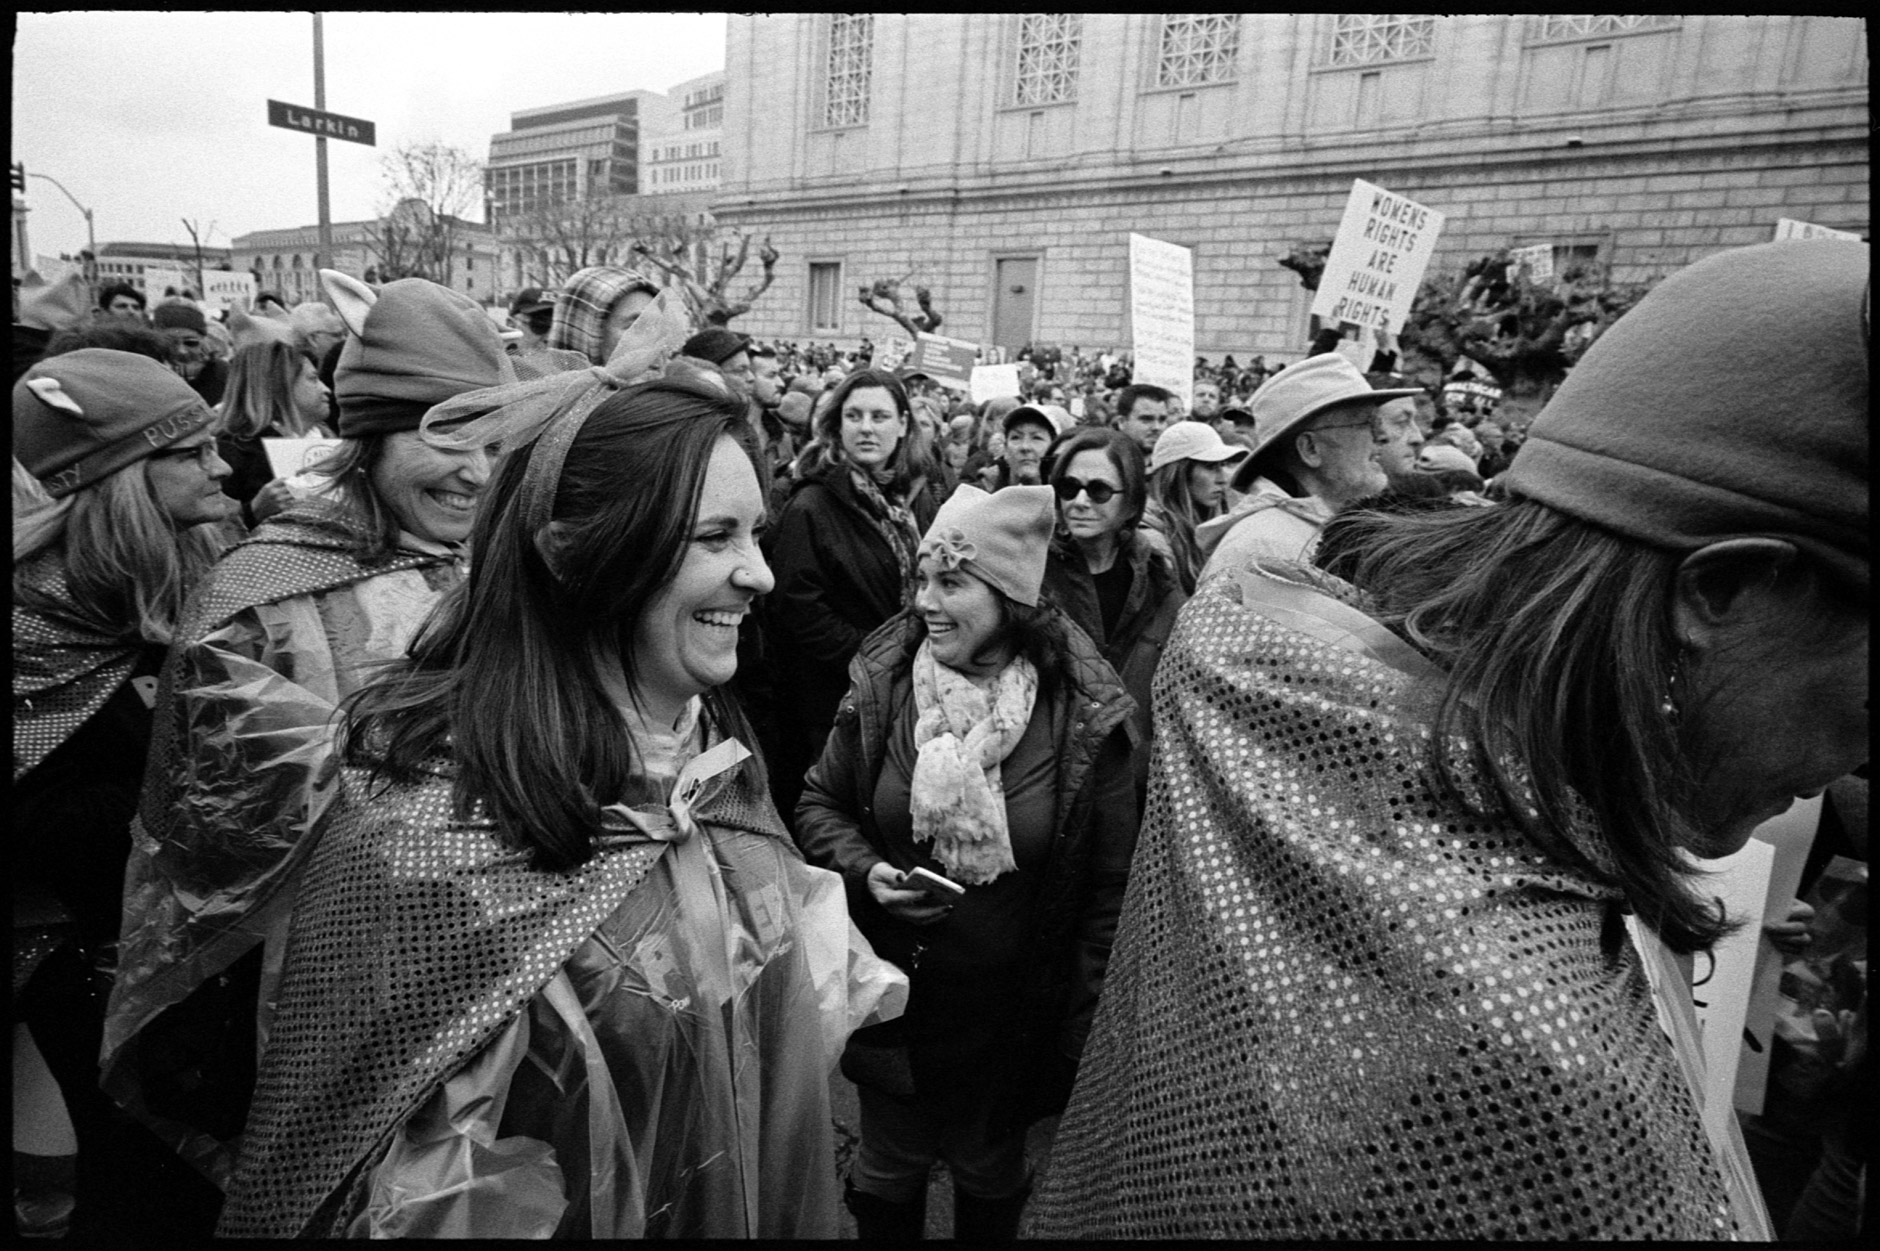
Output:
[758, 466, 912, 822]
[794, 609, 1139, 1131]
[1040, 531, 1187, 801]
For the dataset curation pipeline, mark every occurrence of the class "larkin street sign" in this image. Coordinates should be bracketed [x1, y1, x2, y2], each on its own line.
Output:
[266, 99, 376, 146]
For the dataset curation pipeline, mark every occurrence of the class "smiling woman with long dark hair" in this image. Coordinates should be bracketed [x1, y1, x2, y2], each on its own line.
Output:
[219, 347, 904, 1238]
[795, 483, 1139, 1243]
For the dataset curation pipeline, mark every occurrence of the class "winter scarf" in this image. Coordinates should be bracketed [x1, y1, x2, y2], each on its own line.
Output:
[908, 642, 1038, 885]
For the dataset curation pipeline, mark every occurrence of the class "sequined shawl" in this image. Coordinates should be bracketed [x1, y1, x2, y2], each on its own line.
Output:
[12, 548, 143, 781]
[219, 733, 792, 1238]
[1029, 565, 1750, 1240]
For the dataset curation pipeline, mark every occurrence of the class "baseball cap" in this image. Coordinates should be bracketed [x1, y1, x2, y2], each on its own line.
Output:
[1149, 420, 1249, 475]
[508, 287, 556, 318]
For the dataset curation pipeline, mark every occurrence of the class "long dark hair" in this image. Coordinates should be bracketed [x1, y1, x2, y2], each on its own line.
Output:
[1334, 497, 1742, 952]
[339, 375, 764, 871]
[910, 586, 1081, 706]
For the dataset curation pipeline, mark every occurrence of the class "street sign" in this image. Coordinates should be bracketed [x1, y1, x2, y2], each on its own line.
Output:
[267, 99, 376, 147]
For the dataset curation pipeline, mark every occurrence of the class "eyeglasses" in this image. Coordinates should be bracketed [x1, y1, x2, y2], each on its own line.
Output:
[153, 442, 219, 470]
[1052, 477, 1120, 505]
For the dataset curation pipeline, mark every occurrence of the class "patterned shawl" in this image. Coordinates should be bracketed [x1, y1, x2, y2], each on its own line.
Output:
[1029, 565, 1753, 1240]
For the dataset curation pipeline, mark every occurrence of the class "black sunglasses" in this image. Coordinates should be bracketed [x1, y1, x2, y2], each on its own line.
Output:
[1052, 477, 1120, 505]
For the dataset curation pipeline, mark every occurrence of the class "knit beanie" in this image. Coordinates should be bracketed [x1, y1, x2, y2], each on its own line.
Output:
[14, 348, 216, 497]
[918, 483, 1056, 606]
[228, 305, 297, 351]
[151, 302, 207, 334]
[681, 327, 750, 367]
[1504, 240, 1868, 587]
[322, 272, 515, 436]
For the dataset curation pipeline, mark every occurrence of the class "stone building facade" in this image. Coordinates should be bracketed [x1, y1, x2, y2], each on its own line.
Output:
[230, 208, 499, 306]
[644, 72, 726, 194]
[714, 14, 1867, 358]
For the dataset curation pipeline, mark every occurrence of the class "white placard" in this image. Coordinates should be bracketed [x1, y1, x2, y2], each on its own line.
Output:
[1069, 396, 1086, 420]
[1128, 233, 1194, 409]
[200, 270, 258, 316]
[32, 255, 80, 285]
[1510, 243, 1554, 281]
[969, 363, 1022, 406]
[263, 437, 344, 479]
[1687, 838, 1776, 1141]
[1773, 218, 1861, 242]
[142, 266, 191, 301]
[1733, 794, 1822, 1115]
[1333, 338, 1371, 371]
[1311, 179, 1446, 334]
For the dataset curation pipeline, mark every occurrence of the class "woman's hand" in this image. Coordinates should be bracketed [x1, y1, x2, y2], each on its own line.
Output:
[866, 861, 954, 926]
[250, 478, 299, 525]
[1763, 898, 1816, 956]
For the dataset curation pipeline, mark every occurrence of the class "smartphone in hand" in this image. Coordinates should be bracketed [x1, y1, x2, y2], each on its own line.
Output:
[900, 866, 966, 900]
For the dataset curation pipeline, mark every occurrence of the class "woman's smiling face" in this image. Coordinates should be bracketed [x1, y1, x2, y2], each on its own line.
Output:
[914, 554, 1010, 677]
[368, 430, 495, 545]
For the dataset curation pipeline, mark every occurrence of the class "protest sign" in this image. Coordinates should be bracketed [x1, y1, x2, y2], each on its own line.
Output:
[1332, 338, 1371, 372]
[142, 266, 191, 301]
[33, 255, 80, 285]
[1311, 179, 1446, 334]
[1687, 839, 1776, 1141]
[1773, 218, 1861, 242]
[1733, 794, 1821, 1115]
[969, 363, 1022, 405]
[1128, 233, 1194, 408]
[200, 270, 258, 316]
[909, 332, 980, 393]
[876, 335, 913, 371]
[263, 437, 344, 479]
[1510, 243, 1554, 281]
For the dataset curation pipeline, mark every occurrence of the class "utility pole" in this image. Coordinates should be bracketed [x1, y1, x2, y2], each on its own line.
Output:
[313, 12, 333, 274]
[27, 169, 97, 298]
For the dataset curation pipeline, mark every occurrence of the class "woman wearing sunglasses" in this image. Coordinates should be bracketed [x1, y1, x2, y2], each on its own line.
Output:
[1040, 426, 1186, 807]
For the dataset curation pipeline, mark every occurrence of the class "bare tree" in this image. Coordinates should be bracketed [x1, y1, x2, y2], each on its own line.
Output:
[364, 141, 484, 283]
[629, 210, 779, 327]
[501, 190, 635, 287]
[857, 274, 944, 338]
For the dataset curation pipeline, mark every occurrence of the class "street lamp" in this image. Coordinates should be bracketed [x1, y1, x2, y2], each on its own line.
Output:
[27, 169, 97, 291]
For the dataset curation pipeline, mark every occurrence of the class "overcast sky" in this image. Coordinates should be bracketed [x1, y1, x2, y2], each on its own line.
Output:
[13, 11, 728, 261]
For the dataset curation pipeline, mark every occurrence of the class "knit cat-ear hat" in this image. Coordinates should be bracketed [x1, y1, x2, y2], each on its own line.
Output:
[1505, 240, 1868, 588]
[918, 483, 1057, 607]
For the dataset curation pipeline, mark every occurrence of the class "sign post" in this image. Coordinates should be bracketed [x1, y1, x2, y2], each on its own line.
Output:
[1310, 179, 1446, 336]
[264, 14, 377, 275]
[1127, 233, 1194, 408]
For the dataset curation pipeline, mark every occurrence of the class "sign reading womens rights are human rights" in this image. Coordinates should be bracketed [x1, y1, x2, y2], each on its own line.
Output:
[1127, 233, 1194, 409]
[1311, 180, 1446, 334]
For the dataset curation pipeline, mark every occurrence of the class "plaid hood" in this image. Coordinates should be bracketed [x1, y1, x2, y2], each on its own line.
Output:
[547, 267, 661, 366]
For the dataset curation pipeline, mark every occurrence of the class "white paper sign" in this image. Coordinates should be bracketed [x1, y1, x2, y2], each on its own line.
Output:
[1733, 794, 1822, 1115]
[1510, 243, 1554, 281]
[33, 255, 80, 285]
[1128, 233, 1194, 408]
[1687, 839, 1776, 1141]
[876, 335, 913, 370]
[263, 437, 344, 479]
[142, 266, 191, 300]
[1333, 338, 1371, 372]
[969, 363, 1022, 406]
[200, 270, 258, 316]
[1773, 218, 1861, 242]
[1311, 179, 1446, 334]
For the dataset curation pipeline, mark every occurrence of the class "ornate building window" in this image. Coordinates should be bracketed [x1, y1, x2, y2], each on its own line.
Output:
[1536, 15, 1679, 41]
[824, 14, 875, 127]
[1016, 15, 1083, 105]
[1155, 15, 1241, 88]
[1325, 15, 1437, 66]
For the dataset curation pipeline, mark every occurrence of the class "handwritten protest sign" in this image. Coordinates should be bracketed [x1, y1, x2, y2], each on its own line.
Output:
[200, 270, 258, 316]
[263, 437, 344, 479]
[909, 333, 980, 393]
[1311, 180, 1446, 334]
[969, 363, 1022, 405]
[1510, 243, 1554, 281]
[1128, 233, 1194, 408]
[1773, 218, 1861, 242]
[142, 266, 191, 300]
[876, 335, 913, 371]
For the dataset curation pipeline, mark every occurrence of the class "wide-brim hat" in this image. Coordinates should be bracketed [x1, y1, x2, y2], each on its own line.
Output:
[1231, 352, 1419, 492]
[1149, 420, 1249, 475]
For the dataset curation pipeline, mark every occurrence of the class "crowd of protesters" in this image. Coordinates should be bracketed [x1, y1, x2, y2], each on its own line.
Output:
[11, 238, 1868, 1243]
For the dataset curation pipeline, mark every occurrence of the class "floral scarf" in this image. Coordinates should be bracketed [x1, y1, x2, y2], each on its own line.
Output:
[908, 642, 1039, 885]
[846, 466, 919, 589]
